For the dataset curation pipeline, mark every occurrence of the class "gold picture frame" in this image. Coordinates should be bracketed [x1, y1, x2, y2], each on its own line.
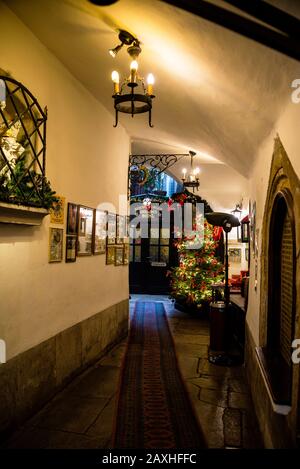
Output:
[50, 196, 65, 224]
[106, 245, 116, 265]
[49, 228, 63, 263]
[123, 243, 129, 265]
[115, 246, 124, 266]
[65, 235, 77, 263]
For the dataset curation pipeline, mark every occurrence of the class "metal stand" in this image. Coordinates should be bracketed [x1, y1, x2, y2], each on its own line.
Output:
[206, 212, 243, 366]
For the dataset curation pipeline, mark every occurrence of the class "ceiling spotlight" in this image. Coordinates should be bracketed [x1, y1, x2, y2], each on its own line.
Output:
[109, 43, 123, 58]
[108, 30, 138, 58]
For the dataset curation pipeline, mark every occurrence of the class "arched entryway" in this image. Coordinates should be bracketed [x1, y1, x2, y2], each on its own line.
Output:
[266, 191, 296, 404]
[257, 136, 300, 446]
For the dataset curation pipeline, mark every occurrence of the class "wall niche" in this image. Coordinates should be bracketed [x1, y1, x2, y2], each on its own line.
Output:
[0, 71, 56, 225]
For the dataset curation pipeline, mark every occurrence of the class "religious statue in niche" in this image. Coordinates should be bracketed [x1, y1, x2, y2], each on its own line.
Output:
[0, 120, 25, 182]
[0, 73, 58, 209]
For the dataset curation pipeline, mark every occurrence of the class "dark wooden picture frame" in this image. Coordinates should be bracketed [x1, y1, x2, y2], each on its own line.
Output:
[241, 220, 250, 243]
[66, 203, 78, 235]
[77, 205, 94, 256]
[65, 235, 77, 263]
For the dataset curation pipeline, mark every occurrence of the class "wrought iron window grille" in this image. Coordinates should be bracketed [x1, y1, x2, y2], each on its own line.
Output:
[0, 74, 55, 209]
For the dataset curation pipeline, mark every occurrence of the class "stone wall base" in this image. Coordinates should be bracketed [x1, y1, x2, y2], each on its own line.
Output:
[0, 299, 129, 440]
[245, 324, 295, 448]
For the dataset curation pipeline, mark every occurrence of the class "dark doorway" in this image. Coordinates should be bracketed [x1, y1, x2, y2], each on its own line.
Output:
[129, 210, 176, 294]
[265, 191, 296, 404]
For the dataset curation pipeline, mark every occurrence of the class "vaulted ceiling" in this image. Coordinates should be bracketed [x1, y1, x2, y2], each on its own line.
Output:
[5, 0, 300, 210]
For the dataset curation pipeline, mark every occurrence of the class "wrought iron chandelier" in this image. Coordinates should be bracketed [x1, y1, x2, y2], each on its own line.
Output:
[110, 30, 155, 127]
[181, 151, 200, 192]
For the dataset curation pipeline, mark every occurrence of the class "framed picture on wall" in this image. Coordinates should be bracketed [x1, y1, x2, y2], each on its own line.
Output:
[106, 245, 116, 265]
[124, 215, 130, 244]
[251, 200, 256, 257]
[93, 209, 107, 255]
[228, 247, 242, 263]
[77, 206, 94, 256]
[123, 243, 129, 265]
[107, 212, 117, 245]
[245, 247, 249, 262]
[65, 235, 77, 263]
[115, 246, 124, 266]
[116, 214, 126, 244]
[50, 196, 65, 224]
[66, 203, 78, 235]
[49, 228, 63, 263]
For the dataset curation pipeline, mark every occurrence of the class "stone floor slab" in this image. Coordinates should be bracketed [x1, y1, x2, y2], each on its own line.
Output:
[228, 391, 252, 410]
[5, 427, 103, 449]
[223, 408, 242, 448]
[70, 365, 119, 399]
[87, 395, 116, 446]
[30, 395, 108, 434]
[199, 387, 228, 408]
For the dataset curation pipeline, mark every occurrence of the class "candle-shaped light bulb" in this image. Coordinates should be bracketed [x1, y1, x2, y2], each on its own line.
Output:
[130, 60, 138, 83]
[111, 70, 120, 94]
[182, 168, 187, 180]
[147, 73, 155, 95]
[194, 167, 200, 176]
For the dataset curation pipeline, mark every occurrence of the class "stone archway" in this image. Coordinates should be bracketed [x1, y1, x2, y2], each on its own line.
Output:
[259, 135, 300, 446]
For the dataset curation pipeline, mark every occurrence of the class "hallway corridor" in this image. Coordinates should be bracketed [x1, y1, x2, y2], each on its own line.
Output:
[3, 298, 262, 449]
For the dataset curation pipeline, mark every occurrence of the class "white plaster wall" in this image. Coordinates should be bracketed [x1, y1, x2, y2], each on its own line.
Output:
[0, 2, 130, 360]
[247, 96, 300, 344]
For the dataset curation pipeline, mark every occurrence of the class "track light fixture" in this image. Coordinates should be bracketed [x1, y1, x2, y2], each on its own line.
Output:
[108, 30, 138, 58]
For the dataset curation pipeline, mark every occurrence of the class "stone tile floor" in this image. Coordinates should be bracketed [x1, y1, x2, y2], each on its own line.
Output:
[2, 295, 262, 449]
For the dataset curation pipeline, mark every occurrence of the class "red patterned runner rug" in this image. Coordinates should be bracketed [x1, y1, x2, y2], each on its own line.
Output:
[112, 301, 207, 448]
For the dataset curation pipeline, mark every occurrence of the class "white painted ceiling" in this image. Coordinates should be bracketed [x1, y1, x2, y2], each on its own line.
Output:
[5, 0, 300, 210]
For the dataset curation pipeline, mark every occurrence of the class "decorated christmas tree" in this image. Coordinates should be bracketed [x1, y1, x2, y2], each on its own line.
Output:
[170, 216, 224, 309]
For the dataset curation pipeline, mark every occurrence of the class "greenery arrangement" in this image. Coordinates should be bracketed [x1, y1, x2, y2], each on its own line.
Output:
[169, 216, 224, 310]
[0, 157, 58, 209]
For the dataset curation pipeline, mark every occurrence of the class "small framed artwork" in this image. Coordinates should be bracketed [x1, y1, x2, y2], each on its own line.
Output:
[251, 201, 256, 257]
[66, 203, 78, 235]
[93, 209, 107, 255]
[107, 212, 117, 245]
[77, 206, 94, 256]
[116, 214, 126, 244]
[115, 246, 124, 266]
[49, 228, 63, 263]
[123, 215, 130, 244]
[106, 245, 116, 265]
[228, 247, 242, 263]
[245, 247, 249, 262]
[50, 196, 65, 224]
[65, 235, 77, 263]
[241, 219, 250, 243]
[79, 217, 86, 236]
[123, 243, 129, 265]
